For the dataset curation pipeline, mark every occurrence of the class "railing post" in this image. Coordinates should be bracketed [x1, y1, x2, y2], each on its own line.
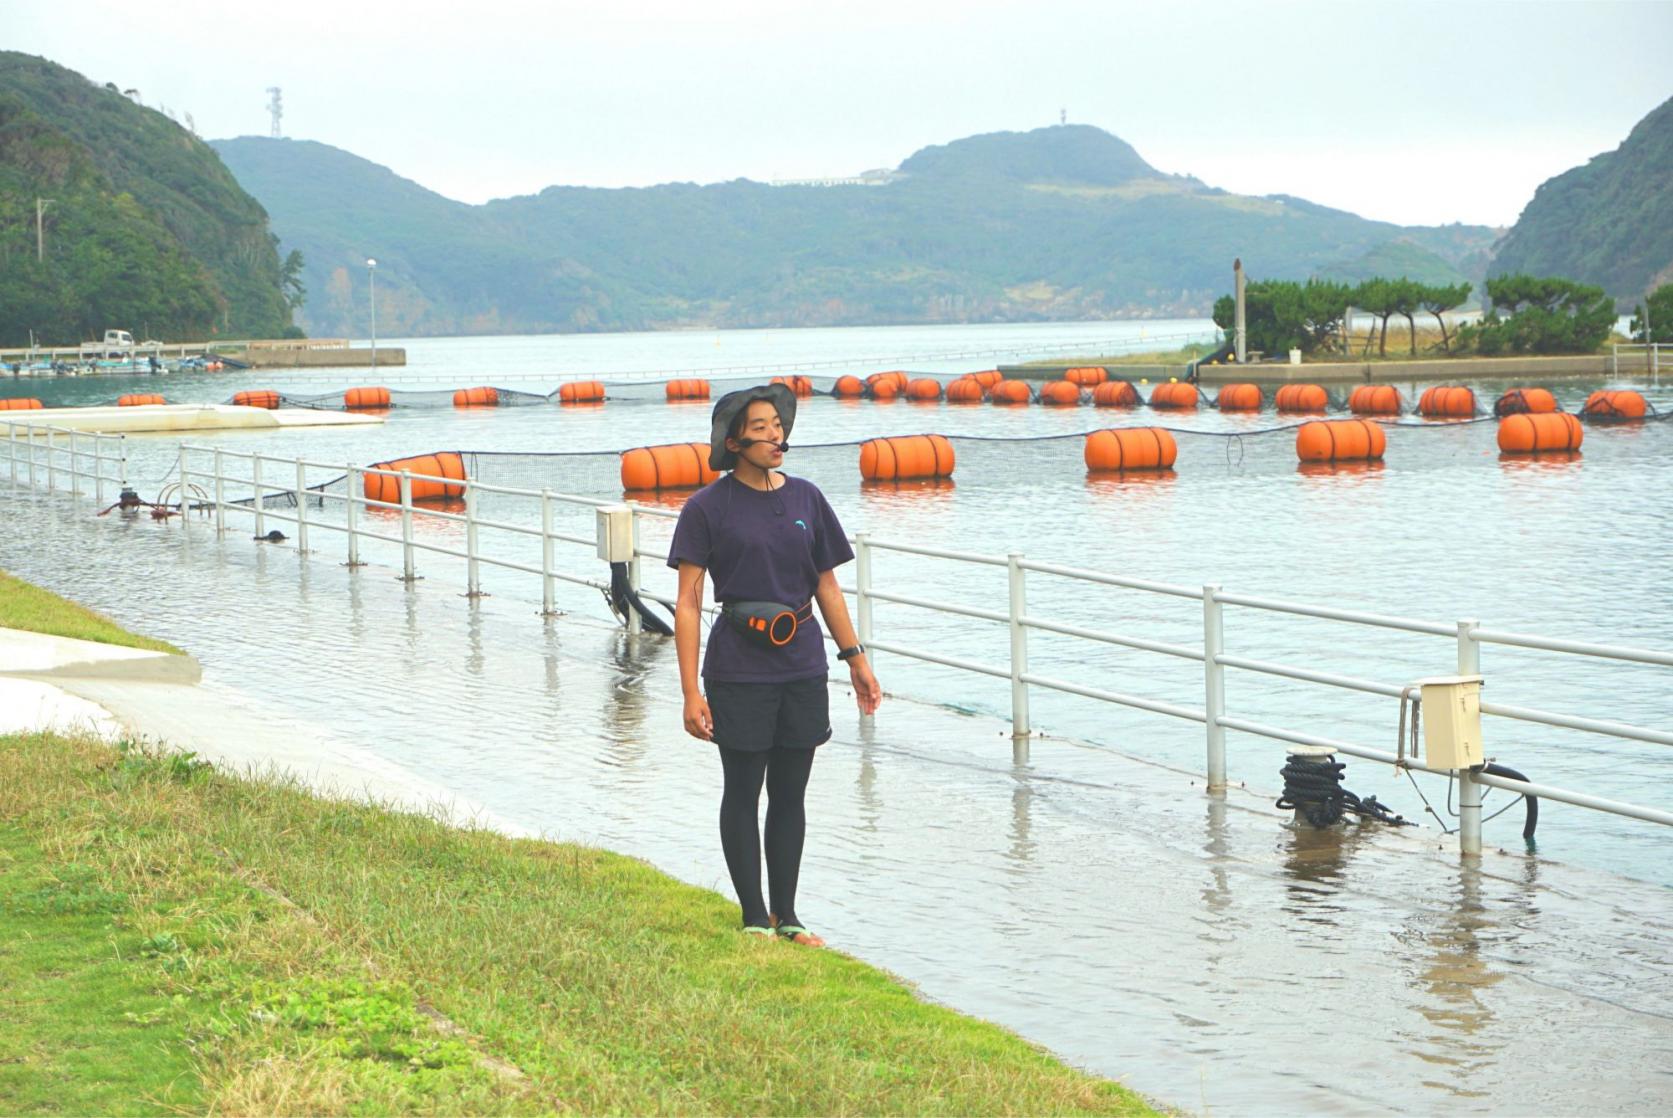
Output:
[252, 455, 265, 538]
[540, 488, 557, 614]
[46, 427, 57, 491]
[1007, 552, 1030, 763]
[95, 434, 107, 504]
[1456, 618, 1483, 856]
[1203, 583, 1227, 793]
[6, 423, 15, 486]
[178, 445, 191, 521]
[854, 531, 873, 646]
[465, 482, 483, 597]
[213, 448, 225, 534]
[345, 466, 363, 566]
[625, 506, 642, 635]
[68, 430, 81, 498]
[293, 458, 309, 554]
[399, 470, 417, 581]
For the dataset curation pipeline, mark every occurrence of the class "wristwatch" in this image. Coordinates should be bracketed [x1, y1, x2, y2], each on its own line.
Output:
[837, 643, 866, 662]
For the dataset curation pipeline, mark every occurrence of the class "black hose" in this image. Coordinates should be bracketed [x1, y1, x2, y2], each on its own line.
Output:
[608, 561, 673, 636]
[1481, 761, 1539, 843]
[1276, 755, 1413, 827]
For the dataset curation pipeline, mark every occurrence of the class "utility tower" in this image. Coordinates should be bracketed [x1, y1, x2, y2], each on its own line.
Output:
[266, 87, 283, 138]
[1060, 107, 1067, 125]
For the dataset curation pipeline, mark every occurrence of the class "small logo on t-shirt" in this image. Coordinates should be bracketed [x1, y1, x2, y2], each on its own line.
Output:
[794, 518, 808, 531]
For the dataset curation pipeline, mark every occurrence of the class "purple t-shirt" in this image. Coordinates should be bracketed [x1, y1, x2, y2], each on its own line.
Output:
[667, 473, 855, 682]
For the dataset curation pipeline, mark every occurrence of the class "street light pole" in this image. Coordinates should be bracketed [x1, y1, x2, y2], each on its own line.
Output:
[366, 258, 378, 373]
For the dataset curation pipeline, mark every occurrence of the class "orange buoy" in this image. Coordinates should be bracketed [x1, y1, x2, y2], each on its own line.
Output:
[0, 398, 44, 410]
[232, 390, 281, 409]
[771, 374, 813, 397]
[1091, 380, 1140, 407]
[1580, 389, 1648, 421]
[1418, 385, 1476, 418]
[1296, 419, 1387, 462]
[1347, 385, 1402, 416]
[906, 378, 943, 401]
[1494, 387, 1558, 416]
[452, 386, 500, 408]
[621, 442, 719, 490]
[988, 380, 1033, 405]
[1084, 427, 1178, 471]
[558, 380, 606, 404]
[1149, 382, 1198, 409]
[664, 378, 710, 401]
[364, 451, 467, 503]
[1038, 380, 1083, 405]
[1065, 366, 1108, 387]
[859, 434, 955, 480]
[1498, 412, 1583, 454]
[345, 386, 391, 410]
[117, 393, 166, 407]
[1274, 384, 1329, 414]
[832, 375, 866, 398]
[865, 371, 909, 397]
[945, 377, 985, 403]
[1216, 383, 1263, 411]
[969, 369, 1003, 389]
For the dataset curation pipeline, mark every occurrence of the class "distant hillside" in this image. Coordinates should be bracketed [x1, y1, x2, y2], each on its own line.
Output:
[0, 52, 295, 346]
[1491, 96, 1673, 304]
[214, 126, 1498, 338]
[1320, 237, 1483, 292]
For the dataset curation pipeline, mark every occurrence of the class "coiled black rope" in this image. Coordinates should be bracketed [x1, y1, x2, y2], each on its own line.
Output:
[1276, 754, 1413, 828]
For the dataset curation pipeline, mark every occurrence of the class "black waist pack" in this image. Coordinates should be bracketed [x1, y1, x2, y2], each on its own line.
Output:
[723, 600, 813, 649]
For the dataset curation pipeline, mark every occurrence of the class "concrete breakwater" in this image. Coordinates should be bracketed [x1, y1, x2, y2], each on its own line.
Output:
[1005, 353, 1626, 385]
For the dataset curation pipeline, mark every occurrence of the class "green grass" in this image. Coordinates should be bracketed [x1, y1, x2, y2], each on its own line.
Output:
[0, 731, 1156, 1116]
[0, 569, 183, 654]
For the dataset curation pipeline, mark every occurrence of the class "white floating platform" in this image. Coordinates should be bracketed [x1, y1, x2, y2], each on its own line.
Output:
[5, 404, 385, 433]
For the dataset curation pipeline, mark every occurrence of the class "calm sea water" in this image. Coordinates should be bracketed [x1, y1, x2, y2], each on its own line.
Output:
[5, 320, 1673, 1114]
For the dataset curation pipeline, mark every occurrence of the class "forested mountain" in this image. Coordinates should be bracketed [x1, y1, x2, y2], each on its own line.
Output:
[0, 52, 295, 346]
[1490, 96, 1673, 305]
[214, 126, 1496, 338]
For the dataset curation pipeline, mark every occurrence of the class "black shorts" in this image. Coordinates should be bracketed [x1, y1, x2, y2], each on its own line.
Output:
[706, 676, 831, 753]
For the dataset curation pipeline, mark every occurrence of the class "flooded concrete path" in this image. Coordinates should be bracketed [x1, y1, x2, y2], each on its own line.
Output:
[5, 485, 1672, 1115]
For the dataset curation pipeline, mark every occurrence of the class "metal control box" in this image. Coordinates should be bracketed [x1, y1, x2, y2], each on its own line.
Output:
[595, 505, 634, 563]
[1419, 674, 1484, 770]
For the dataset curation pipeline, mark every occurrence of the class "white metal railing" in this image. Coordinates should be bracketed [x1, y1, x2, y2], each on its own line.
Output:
[1, 419, 128, 503]
[1611, 342, 1666, 385]
[10, 434, 1673, 859]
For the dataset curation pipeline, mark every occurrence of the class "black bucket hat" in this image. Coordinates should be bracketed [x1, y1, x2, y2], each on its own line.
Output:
[708, 383, 797, 471]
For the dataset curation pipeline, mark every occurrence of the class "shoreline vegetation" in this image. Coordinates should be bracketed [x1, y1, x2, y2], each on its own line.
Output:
[0, 569, 183, 655]
[0, 574, 1154, 1115]
[0, 733, 1155, 1116]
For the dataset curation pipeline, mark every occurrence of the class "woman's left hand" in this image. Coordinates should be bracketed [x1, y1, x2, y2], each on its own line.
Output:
[850, 658, 882, 715]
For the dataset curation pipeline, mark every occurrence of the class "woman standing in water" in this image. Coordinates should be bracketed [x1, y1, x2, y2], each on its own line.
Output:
[668, 383, 882, 946]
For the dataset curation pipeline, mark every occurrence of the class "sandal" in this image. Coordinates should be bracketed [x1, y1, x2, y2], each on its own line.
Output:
[772, 923, 825, 948]
[742, 925, 775, 939]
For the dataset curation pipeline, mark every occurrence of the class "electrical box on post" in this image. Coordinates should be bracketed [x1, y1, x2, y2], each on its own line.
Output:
[595, 505, 634, 563]
[1419, 674, 1484, 770]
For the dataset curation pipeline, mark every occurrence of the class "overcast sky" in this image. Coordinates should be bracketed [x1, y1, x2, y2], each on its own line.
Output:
[7, 0, 1670, 227]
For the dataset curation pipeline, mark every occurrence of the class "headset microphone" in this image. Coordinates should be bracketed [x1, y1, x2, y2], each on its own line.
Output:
[737, 438, 790, 453]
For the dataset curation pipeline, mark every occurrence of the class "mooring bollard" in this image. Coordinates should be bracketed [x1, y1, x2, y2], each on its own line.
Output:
[1281, 746, 1343, 828]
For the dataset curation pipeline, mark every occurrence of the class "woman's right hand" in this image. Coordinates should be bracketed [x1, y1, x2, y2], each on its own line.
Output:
[683, 693, 714, 741]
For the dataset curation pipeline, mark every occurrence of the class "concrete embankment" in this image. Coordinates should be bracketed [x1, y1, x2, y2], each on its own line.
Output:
[1004, 353, 1627, 385]
[242, 346, 405, 368]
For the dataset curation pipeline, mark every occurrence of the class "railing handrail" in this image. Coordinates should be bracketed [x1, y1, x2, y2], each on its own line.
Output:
[9, 424, 1672, 858]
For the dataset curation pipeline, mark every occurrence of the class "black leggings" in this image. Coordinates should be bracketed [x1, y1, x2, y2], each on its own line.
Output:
[718, 745, 816, 929]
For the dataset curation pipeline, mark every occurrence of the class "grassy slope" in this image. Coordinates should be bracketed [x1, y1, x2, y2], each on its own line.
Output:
[0, 569, 182, 654]
[0, 731, 1156, 1116]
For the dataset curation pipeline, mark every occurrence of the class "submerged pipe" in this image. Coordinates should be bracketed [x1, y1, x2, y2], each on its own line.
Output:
[608, 561, 673, 636]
